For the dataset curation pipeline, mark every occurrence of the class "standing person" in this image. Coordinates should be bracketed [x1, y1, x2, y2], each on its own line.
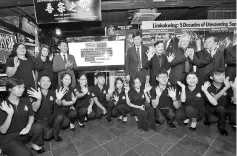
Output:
[0, 78, 45, 156]
[227, 77, 236, 131]
[163, 33, 177, 54]
[203, 69, 233, 136]
[35, 45, 54, 87]
[169, 34, 194, 85]
[91, 72, 111, 119]
[144, 41, 175, 86]
[106, 77, 131, 123]
[53, 40, 77, 87]
[54, 72, 77, 131]
[125, 77, 156, 131]
[224, 35, 236, 81]
[224, 36, 233, 48]
[150, 70, 180, 129]
[74, 73, 96, 127]
[6, 43, 36, 91]
[189, 36, 225, 85]
[125, 31, 149, 90]
[34, 74, 66, 142]
[176, 72, 217, 131]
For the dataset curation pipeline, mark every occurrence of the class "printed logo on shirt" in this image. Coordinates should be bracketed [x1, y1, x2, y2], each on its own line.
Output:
[88, 92, 90, 95]
[24, 106, 28, 111]
[103, 90, 107, 94]
[196, 93, 202, 98]
[92, 93, 95, 96]
[49, 96, 54, 101]
[30, 98, 33, 102]
[142, 94, 145, 98]
[223, 92, 227, 96]
[122, 96, 125, 100]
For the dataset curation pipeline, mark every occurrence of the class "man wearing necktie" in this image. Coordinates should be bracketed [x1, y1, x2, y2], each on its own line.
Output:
[125, 31, 149, 90]
[53, 40, 77, 87]
[189, 36, 225, 85]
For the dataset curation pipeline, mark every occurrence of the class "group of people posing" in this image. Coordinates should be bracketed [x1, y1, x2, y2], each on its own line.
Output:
[0, 31, 236, 156]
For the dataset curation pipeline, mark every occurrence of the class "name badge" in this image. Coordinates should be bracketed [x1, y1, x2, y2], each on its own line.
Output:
[49, 96, 54, 101]
[196, 93, 201, 98]
[103, 90, 107, 94]
[24, 106, 28, 111]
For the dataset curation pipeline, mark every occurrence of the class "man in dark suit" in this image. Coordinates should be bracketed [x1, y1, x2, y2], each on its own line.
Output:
[189, 36, 225, 85]
[169, 34, 194, 85]
[163, 33, 177, 54]
[224, 36, 233, 48]
[125, 31, 149, 89]
[144, 40, 175, 87]
[224, 44, 236, 81]
[53, 40, 77, 87]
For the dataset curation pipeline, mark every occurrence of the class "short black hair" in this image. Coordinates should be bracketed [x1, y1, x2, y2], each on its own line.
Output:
[38, 74, 51, 82]
[6, 78, 24, 92]
[206, 36, 218, 42]
[156, 70, 168, 77]
[151, 37, 155, 40]
[57, 40, 68, 46]
[95, 72, 105, 78]
[154, 40, 164, 47]
[208, 68, 225, 77]
[132, 31, 142, 38]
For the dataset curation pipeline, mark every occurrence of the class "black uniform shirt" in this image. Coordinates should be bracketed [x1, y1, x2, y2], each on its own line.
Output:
[0, 97, 34, 145]
[91, 84, 109, 104]
[128, 89, 146, 106]
[75, 85, 92, 108]
[35, 90, 56, 121]
[150, 85, 179, 109]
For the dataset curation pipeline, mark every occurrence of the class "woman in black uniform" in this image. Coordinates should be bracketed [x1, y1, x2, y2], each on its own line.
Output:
[75, 73, 96, 127]
[125, 77, 156, 131]
[0, 78, 45, 156]
[176, 72, 217, 131]
[106, 77, 131, 123]
[54, 72, 77, 131]
[6, 43, 36, 91]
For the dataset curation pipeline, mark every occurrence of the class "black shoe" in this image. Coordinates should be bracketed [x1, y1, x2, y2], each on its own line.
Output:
[203, 120, 210, 127]
[70, 127, 76, 131]
[183, 122, 189, 126]
[168, 122, 177, 130]
[190, 127, 196, 131]
[79, 124, 85, 128]
[31, 147, 45, 154]
[218, 125, 228, 136]
[53, 135, 62, 142]
[106, 117, 113, 123]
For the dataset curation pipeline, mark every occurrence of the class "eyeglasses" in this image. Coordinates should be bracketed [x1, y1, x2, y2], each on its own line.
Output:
[79, 79, 87, 81]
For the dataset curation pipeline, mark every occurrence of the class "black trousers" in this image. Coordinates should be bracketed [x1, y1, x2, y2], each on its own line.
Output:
[76, 107, 96, 123]
[154, 107, 175, 125]
[176, 106, 204, 123]
[206, 106, 227, 126]
[1, 124, 44, 156]
[227, 104, 236, 126]
[107, 101, 131, 119]
[93, 102, 109, 119]
[131, 106, 156, 131]
[60, 109, 78, 129]
[36, 113, 64, 141]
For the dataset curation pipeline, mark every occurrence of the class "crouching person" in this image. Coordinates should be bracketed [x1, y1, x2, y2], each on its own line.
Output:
[0, 78, 45, 156]
[150, 70, 180, 129]
[33, 74, 66, 142]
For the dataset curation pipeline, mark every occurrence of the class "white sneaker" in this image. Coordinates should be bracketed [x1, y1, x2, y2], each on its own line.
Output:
[118, 115, 123, 120]
[183, 118, 190, 124]
[122, 117, 127, 123]
[134, 116, 138, 122]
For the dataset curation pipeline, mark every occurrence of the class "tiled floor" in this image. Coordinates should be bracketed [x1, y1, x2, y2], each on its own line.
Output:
[26, 117, 237, 156]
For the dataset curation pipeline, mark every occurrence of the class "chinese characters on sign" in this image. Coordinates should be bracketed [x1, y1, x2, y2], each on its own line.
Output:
[34, 0, 101, 24]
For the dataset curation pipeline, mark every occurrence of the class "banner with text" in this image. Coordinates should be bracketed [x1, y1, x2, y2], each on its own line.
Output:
[34, 0, 101, 24]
